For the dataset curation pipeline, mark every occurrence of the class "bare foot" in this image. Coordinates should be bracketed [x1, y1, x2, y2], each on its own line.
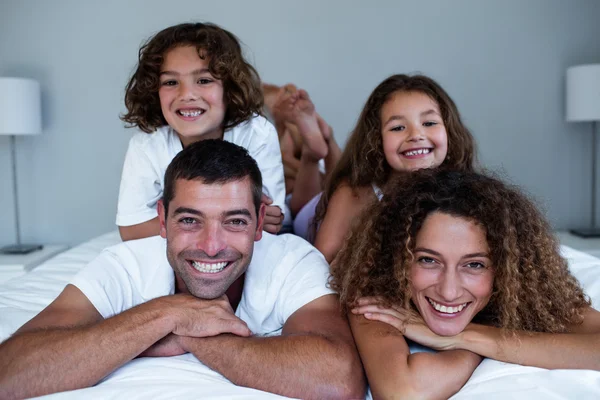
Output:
[290, 90, 327, 159]
[262, 83, 281, 112]
[316, 113, 333, 142]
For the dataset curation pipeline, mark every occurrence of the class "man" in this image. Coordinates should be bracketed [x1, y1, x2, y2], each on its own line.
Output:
[0, 140, 365, 400]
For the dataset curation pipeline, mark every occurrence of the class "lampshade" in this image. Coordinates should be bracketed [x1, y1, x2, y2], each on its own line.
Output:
[0, 77, 42, 135]
[566, 64, 600, 122]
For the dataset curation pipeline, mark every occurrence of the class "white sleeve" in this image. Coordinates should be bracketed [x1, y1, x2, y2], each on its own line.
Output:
[69, 250, 135, 319]
[249, 121, 286, 212]
[275, 248, 335, 324]
[116, 136, 162, 226]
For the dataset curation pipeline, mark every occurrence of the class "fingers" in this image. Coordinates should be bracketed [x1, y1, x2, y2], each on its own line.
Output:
[351, 304, 403, 318]
[362, 312, 405, 332]
[206, 316, 252, 337]
[265, 204, 283, 219]
[356, 296, 386, 306]
[173, 296, 253, 338]
[297, 89, 310, 101]
[283, 83, 298, 94]
[263, 221, 283, 234]
[263, 205, 284, 234]
[316, 114, 333, 141]
[261, 193, 273, 205]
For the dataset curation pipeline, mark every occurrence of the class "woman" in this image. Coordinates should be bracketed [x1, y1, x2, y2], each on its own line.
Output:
[330, 169, 600, 399]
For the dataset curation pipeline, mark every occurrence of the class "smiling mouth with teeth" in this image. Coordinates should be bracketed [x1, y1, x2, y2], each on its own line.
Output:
[403, 148, 432, 157]
[191, 260, 229, 274]
[427, 297, 469, 314]
[177, 109, 205, 117]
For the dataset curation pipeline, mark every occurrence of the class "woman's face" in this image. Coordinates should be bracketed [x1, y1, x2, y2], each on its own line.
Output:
[410, 212, 494, 336]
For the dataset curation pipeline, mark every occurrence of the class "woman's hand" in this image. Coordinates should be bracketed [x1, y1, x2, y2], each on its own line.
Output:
[352, 297, 459, 351]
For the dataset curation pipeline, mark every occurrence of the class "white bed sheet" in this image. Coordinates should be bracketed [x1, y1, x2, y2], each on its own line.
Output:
[0, 232, 599, 399]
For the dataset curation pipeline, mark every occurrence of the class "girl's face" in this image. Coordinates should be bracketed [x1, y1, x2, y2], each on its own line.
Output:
[409, 212, 494, 337]
[159, 45, 226, 147]
[380, 91, 448, 172]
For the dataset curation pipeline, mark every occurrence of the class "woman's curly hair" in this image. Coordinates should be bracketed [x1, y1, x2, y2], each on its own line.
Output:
[121, 22, 263, 133]
[330, 169, 590, 334]
[313, 74, 476, 236]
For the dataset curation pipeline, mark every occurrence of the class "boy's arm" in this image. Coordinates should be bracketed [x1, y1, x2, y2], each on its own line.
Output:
[119, 217, 160, 241]
[179, 294, 366, 400]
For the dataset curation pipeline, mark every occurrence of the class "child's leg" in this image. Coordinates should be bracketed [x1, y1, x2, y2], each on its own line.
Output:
[293, 192, 323, 242]
[317, 114, 342, 177]
[292, 90, 329, 160]
[290, 148, 323, 216]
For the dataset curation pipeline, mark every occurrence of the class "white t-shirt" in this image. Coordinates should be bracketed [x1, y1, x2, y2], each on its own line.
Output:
[70, 233, 333, 335]
[116, 115, 290, 228]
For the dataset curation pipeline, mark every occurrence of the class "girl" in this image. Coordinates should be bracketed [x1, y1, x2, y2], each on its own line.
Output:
[313, 74, 475, 262]
[331, 169, 600, 399]
[117, 22, 287, 241]
[262, 82, 342, 237]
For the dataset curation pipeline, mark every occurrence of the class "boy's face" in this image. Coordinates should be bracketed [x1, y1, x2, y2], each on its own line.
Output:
[159, 45, 226, 147]
[158, 177, 265, 299]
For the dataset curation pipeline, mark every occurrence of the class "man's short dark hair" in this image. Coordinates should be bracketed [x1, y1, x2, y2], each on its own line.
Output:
[163, 139, 263, 217]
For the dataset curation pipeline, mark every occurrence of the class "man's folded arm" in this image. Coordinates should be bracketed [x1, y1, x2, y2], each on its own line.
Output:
[0, 284, 176, 399]
[180, 294, 366, 400]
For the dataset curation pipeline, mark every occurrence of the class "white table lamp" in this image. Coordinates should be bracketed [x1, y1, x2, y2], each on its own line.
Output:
[566, 64, 600, 237]
[0, 77, 43, 254]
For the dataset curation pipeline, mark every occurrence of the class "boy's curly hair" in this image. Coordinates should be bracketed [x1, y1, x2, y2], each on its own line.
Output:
[313, 74, 476, 234]
[330, 169, 590, 333]
[121, 22, 263, 133]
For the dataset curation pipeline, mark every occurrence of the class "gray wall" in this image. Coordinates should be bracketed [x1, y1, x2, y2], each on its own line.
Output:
[1, 0, 599, 246]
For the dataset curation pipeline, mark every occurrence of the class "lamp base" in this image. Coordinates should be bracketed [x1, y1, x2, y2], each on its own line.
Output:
[0, 244, 44, 254]
[569, 228, 600, 238]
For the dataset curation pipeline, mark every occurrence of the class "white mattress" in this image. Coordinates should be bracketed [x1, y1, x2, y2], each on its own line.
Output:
[1, 232, 599, 399]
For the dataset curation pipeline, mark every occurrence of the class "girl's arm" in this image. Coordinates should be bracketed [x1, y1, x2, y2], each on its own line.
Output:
[314, 184, 373, 263]
[350, 314, 481, 400]
[456, 307, 600, 370]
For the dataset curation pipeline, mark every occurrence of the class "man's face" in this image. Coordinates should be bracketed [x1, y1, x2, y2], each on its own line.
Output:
[158, 177, 265, 299]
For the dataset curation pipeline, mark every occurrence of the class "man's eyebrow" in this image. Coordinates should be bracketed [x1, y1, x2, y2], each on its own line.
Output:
[160, 68, 210, 76]
[222, 209, 252, 218]
[173, 207, 204, 216]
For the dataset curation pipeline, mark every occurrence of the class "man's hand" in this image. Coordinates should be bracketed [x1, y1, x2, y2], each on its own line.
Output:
[261, 194, 284, 234]
[165, 294, 252, 338]
[139, 333, 187, 358]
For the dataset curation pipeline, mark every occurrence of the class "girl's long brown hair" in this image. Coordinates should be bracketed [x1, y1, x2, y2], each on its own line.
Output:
[313, 74, 476, 236]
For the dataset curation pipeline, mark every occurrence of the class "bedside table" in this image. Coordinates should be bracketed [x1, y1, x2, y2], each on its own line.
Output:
[556, 231, 600, 259]
[0, 245, 69, 284]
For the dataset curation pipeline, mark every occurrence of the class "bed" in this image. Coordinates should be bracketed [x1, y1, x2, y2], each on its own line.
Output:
[1, 232, 599, 399]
